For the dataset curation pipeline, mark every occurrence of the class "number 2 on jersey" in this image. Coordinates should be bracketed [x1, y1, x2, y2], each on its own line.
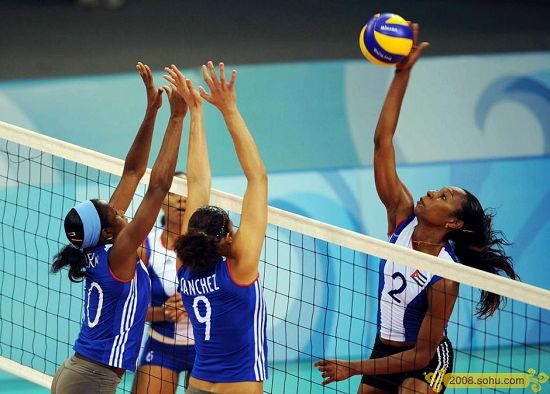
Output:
[193, 295, 212, 340]
[387, 272, 407, 303]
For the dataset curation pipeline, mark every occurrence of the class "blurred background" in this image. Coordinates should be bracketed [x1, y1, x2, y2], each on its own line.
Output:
[1, 1, 550, 392]
[1, 0, 550, 79]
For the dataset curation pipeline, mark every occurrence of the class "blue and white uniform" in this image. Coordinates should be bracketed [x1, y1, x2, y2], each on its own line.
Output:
[362, 214, 456, 392]
[139, 228, 196, 372]
[73, 244, 151, 371]
[178, 257, 268, 383]
[377, 215, 458, 342]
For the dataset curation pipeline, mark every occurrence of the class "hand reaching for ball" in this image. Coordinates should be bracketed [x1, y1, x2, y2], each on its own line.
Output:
[395, 23, 430, 72]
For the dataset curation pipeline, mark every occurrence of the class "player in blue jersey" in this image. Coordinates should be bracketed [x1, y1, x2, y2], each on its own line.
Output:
[50, 63, 187, 394]
[132, 172, 197, 394]
[315, 24, 518, 393]
[164, 61, 268, 394]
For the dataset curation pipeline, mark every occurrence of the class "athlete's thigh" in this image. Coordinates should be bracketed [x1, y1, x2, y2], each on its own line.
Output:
[398, 377, 435, 394]
[51, 363, 103, 394]
[133, 364, 179, 394]
[358, 383, 393, 394]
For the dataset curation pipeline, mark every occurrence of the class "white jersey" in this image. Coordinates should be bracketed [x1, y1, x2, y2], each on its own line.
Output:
[377, 215, 458, 342]
[146, 227, 194, 345]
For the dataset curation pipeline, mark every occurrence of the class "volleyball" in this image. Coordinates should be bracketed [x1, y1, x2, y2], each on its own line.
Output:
[359, 13, 413, 66]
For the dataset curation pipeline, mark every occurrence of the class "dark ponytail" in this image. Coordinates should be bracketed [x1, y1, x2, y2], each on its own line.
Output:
[51, 208, 88, 282]
[448, 190, 519, 318]
[51, 244, 88, 282]
[51, 199, 105, 282]
[174, 206, 230, 272]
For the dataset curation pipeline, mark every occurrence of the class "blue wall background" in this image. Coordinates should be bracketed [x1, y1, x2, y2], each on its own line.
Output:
[1, 52, 549, 376]
[2, 52, 548, 175]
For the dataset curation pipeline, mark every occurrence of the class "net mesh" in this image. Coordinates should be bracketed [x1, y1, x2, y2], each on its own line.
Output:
[1, 127, 549, 394]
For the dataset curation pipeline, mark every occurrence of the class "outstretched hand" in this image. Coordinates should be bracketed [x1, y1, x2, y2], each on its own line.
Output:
[137, 62, 162, 110]
[163, 65, 202, 111]
[200, 61, 237, 113]
[395, 23, 430, 72]
[161, 85, 188, 119]
[314, 359, 356, 386]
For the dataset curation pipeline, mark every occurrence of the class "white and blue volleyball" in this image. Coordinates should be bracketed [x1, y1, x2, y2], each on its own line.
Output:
[359, 13, 413, 66]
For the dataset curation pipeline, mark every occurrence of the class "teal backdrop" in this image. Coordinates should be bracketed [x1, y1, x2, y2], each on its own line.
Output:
[1, 52, 549, 385]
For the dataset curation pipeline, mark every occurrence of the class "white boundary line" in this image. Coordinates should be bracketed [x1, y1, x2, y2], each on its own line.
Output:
[1, 120, 550, 311]
[0, 356, 53, 388]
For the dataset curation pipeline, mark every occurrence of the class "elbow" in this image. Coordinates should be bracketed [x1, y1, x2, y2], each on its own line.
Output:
[148, 177, 172, 195]
[246, 164, 267, 183]
[187, 172, 211, 184]
[150, 184, 171, 197]
[122, 167, 147, 181]
[248, 172, 267, 185]
[373, 135, 392, 150]
[255, 169, 268, 182]
[414, 347, 433, 369]
[123, 159, 148, 176]
[187, 174, 212, 191]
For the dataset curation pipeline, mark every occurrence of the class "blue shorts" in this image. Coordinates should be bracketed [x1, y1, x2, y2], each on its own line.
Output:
[139, 336, 196, 373]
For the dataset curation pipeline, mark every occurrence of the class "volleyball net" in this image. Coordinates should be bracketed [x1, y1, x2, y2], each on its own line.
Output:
[1, 120, 549, 393]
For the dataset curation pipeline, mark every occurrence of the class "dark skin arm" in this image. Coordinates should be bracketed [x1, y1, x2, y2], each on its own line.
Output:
[315, 278, 458, 385]
[163, 64, 211, 246]
[109, 62, 162, 214]
[315, 23, 441, 386]
[373, 24, 430, 233]
[110, 86, 187, 280]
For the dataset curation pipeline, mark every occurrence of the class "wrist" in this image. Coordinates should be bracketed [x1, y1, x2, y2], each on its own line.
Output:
[170, 113, 186, 121]
[145, 106, 160, 115]
[394, 68, 411, 78]
[350, 360, 363, 376]
[220, 105, 238, 117]
[189, 105, 203, 115]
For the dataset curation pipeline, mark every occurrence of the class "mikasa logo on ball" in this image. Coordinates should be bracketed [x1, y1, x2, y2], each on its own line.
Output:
[380, 25, 398, 32]
[359, 12, 413, 66]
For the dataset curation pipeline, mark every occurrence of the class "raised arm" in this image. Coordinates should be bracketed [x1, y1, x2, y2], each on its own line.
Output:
[164, 65, 211, 238]
[373, 24, 429, 233]
[109, 62, 163, 213]
[201, 61, 267, 285]
[315, 278, 458, 385]
[109, 86, 187, 280]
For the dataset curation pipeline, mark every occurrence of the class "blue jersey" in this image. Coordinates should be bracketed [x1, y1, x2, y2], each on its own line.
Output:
[377, 215, 458, 342]
[73, 244, 151, 371]
[178, 257, 268, 382]
[144, 229, 194, 344]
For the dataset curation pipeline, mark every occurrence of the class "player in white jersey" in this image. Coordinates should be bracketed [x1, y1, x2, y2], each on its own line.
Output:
[50, 63, 187, 394]
[315, 24, 518, 394]
[165, 61, 268, 394]
[132, 173, 196, 394]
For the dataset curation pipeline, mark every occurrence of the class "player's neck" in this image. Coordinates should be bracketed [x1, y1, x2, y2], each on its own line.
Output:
[411, 225, 446, 250]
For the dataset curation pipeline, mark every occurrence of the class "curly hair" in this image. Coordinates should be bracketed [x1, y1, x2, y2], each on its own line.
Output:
[174, 206, 230, 273]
